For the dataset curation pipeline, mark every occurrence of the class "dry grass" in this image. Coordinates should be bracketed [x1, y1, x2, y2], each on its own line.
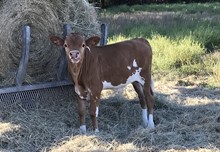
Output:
[0, 0, 100, 87]
[0, 79, 219, 151]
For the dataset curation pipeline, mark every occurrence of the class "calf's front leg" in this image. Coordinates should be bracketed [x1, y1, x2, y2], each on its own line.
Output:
[89, 96, 100, 133]
[77, 98, 87, 134]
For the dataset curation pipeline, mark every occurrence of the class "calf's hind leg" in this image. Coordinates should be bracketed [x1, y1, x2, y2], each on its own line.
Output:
[132, 82, 148, 128]
[143, 82, 155, 129]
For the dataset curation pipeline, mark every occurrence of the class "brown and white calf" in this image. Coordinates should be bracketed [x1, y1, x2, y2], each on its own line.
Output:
[50, 33, 155, 134]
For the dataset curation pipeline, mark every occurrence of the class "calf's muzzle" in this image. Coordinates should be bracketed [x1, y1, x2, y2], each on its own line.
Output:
[69, 50, 80, 62]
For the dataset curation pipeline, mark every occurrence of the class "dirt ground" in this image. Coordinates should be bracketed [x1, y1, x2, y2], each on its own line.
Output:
[0, 77, 219, 152]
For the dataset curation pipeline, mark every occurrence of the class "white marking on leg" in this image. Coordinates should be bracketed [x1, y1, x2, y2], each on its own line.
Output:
[75, 86, 81, 96]
[80, 125, 86, 134]
[96, 107, 99, 118]
[95, 107, 99, 133]
[142, 109, 148, 128]
[148, 114, 155, 129]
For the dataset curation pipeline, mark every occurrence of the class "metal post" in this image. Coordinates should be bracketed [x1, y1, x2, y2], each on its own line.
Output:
[16, 25, 31, 86]
[100, 23, 108, 46]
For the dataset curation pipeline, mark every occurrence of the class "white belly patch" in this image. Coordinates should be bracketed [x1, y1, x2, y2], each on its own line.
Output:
[103, 67, 145, 89]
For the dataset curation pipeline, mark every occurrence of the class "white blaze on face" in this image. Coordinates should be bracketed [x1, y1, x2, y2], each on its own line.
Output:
[103, 59, 145, 89]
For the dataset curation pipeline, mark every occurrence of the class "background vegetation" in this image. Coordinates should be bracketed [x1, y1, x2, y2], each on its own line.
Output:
[89, 0, 220, 8]
[99, 2, 220, 87]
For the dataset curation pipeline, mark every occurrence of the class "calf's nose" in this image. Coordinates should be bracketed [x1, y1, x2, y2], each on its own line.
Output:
[69, 50, 80, 59]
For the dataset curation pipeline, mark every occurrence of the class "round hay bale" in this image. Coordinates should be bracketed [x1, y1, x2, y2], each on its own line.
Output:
[0, 0, 100, 87]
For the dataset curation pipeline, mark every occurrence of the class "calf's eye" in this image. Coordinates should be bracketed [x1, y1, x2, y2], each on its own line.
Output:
[82, 44, 85, 48]
[64, 44, 68, 47]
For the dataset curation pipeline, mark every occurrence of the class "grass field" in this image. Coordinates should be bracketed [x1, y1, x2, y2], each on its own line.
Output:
[0, 2, 220, 152]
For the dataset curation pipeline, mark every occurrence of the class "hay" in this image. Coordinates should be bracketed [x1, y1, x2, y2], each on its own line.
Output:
[0, 83, 220, 151]
[0, 0, 100, 87]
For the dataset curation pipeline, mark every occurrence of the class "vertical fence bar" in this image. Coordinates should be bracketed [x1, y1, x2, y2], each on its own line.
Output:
[16, 25, 31, 86]
[56, 24, 72, 81]
[100, 23, 108, 46]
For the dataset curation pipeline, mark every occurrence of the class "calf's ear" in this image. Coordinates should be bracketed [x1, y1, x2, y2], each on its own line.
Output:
[50, 36, 64, 46]
[85, 36, 100, 46]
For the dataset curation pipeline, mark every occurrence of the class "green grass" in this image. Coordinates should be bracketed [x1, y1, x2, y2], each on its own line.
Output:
[103, 14, 220, 51]
[100, 2, 220, 87]
[149, 34, 204, 72]
[102, 2, 220, 14]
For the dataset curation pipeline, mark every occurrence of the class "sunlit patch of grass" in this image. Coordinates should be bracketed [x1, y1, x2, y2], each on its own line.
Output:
[0, 122, 20, 134]
[49, 135, 141, 152]
[202, 51, 220, 73]
[213, 62, 220, 82]
[149, 34, 204, 73]
[107, 34, 130, 44]
[202, 51, 220, 87]
[210, 60, 220, 86]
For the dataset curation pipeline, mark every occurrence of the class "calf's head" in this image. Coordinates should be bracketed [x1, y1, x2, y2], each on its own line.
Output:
[50, 33, 100, 64]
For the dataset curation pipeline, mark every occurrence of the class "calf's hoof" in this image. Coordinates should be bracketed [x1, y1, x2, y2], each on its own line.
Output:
[95, 128, 99, 133]
[148, 122, 155, 129]
[142, 109, 148, 128]
[143, 120, 148, 128]
[148, 114, 155, 129]
[80, 125, 86, 134]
